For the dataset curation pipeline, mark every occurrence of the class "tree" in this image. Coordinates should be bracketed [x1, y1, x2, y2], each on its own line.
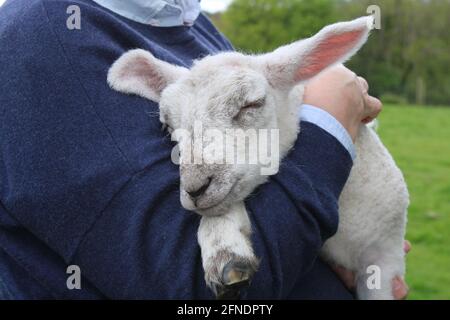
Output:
[221, 0, 338, 53]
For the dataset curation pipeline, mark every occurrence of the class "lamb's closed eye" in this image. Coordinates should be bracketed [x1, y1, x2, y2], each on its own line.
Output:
[242, 97, 266, 110]
[233, 97, 266, 122]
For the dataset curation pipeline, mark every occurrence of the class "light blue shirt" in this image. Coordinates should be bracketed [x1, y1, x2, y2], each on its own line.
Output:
[92, 0, 356, 160]
[91, 0, 201, 26]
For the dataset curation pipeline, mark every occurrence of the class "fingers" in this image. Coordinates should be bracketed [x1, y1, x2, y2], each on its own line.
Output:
[362, 116, 375, 124]
[332, 239, 411, 298]
[358, 76, 369, 92]
[392, 240, 411, 300]
[393, 276, 409, 300]
[404, 240, 412, 253]
[356, 75, 382, 123]
[364, 95, 382, 121]
[331, 264, 356, 290]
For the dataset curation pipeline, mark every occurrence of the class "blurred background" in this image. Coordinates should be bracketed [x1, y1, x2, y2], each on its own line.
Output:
[202, 0, 450, 300]
[0, 0, 448, 300]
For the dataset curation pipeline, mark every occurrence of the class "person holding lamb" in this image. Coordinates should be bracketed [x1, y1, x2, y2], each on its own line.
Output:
[0, 0, 409, 299]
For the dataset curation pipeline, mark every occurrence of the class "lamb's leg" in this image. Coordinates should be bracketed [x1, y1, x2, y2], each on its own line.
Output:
[355, 242, 406, 300]
[198, 202, 259, 299]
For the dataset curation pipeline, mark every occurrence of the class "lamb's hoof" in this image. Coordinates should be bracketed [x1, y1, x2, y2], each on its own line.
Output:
[216, 261, 253, 299]
[206, 253, 259, 300]
[214, 280, 250, 300]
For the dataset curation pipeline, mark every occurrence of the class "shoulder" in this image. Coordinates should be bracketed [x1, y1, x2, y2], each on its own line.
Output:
[0, 0, 104, 72]
[0, 0, 93, 36]
[0, 0, 48, 42]
[0, 0, 122, 54]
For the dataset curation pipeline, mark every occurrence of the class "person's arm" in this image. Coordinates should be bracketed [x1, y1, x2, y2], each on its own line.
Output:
[302, 65, 410, 299]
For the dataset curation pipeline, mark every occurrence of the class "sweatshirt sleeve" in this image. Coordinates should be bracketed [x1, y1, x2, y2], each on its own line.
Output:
[0, 0, 352, 299]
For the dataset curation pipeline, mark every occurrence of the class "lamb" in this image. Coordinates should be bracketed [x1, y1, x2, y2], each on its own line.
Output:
[107, 16, 409, 300]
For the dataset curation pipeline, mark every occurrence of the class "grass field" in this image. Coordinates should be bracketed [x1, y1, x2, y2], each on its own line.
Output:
[377, 105, 450, 300]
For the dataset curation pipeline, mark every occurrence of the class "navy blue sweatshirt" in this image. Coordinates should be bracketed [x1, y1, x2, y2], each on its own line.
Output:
[0, 0, 353, 299]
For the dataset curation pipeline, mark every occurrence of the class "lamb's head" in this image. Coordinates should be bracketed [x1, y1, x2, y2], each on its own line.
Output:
[108, 16, 373, 216]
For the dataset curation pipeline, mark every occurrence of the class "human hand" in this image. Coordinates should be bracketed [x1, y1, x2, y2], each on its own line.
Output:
[331, 240, 411, 299]
[303, 65, 382, 141]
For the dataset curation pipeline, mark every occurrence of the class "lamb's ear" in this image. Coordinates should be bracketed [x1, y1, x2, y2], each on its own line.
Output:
[259, 16, 373, 89]
[107, 49, 188, 102]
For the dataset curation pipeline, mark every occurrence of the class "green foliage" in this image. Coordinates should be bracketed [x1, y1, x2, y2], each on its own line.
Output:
[220, 0, 338, 53]
[380, 93, 408, 105]
[217, 0, 450, 106]
[378, 105, 450, 299]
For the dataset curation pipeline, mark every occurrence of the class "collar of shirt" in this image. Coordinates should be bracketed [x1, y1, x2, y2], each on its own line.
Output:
[91, 0, 201, 27]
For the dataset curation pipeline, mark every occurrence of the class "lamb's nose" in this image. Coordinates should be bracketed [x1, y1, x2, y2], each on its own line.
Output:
[187, 177, 212, 199]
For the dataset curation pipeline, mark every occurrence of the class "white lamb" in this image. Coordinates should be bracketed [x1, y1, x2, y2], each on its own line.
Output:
[107, 16, 409, 300]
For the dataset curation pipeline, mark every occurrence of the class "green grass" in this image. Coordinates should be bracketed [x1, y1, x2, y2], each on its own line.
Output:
[377, 104, 450, 300]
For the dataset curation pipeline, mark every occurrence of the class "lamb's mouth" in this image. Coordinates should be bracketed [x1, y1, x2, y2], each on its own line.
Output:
[194, 178, 241, 215]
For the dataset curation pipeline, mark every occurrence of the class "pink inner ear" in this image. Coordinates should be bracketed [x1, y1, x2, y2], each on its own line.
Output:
[119, 55, 167, 93]
[295, 30, 363, 81]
